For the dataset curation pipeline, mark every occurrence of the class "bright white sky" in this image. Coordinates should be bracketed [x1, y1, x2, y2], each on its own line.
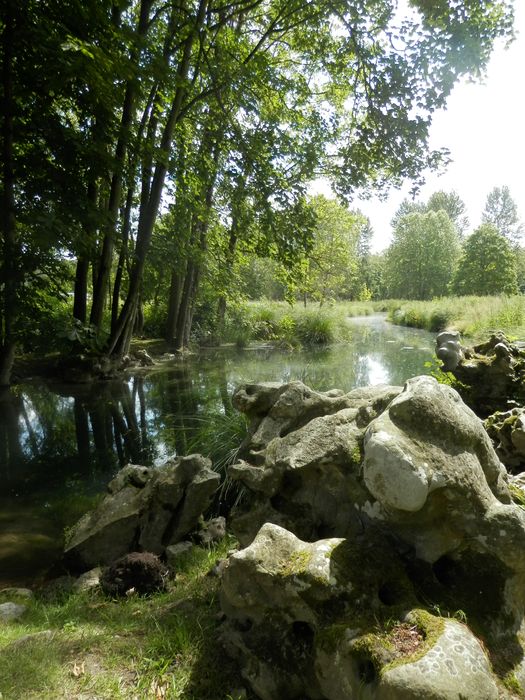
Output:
[313, 2, 525, 252]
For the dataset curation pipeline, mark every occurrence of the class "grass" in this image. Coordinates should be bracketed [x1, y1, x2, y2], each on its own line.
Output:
[223, 299, 380, 348]
[386, 295, 525, 341]
[0, 538, 251, 700]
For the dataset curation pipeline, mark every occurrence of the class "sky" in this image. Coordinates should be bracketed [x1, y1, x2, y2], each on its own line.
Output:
[314, 2, 525, 253]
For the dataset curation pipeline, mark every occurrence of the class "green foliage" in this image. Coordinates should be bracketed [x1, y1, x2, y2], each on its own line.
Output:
[58, 319, 107, 354]
[451, 224, 518, 296]
[1, 0, 517, 382]
[426, 190, 469, 236]
[292, 196, 364, 304]
[221, 301, 352, 347]
[482, 185, 523, 245]
[142, 302, 168, 340]
[295, 311, 336, 345]
[385, 211, 461, 300]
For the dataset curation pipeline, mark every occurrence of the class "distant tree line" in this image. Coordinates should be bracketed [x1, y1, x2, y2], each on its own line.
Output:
[382, 185, 523, 300]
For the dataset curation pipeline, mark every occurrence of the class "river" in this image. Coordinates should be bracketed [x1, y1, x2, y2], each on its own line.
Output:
[0, 315, 436, 585]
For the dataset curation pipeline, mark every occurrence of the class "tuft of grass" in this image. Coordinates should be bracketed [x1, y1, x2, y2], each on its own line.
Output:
[223, 300, 354, 347]
[0, 538, 250, 700]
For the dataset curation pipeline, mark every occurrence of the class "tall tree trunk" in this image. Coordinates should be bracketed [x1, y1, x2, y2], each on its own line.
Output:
[90, 0, 153, 330]
[174, 135, 220, 350]
[174, 261, 196, 350]
[73, 256, 89, 323]
[0, 0, 17, 386]
[166, 271, 182, 343]
[107, 0, 209, 358]
[216, 223, 239, 328]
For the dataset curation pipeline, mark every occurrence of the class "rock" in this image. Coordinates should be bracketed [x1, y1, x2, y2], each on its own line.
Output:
[233, 381, 401, 464]
[100, 552, 168, 597]
[208, 558, 229, 577]
[228, 381, 402, 545]
[436, 330, 464, 371]
[220, 377, 525, 700]
[165, 541, 194, 569]
[0, 602, 26, 622]
[317, 617, 498, 700]
[196, 516, 226, 546]
[64, 454, 219, 570]
[5, 630, 54, 649]
[64, 483, 145, 569]
[134, 348, 154, 366]
[139, 455, 220, 551]
[485, 407, 525, 473]
[73, 567, 102, 592]
[0, 588, 33, 601]
[447, 331, 525, 415]
[38, 575, 76, 601]
[107, 464, 152, 493]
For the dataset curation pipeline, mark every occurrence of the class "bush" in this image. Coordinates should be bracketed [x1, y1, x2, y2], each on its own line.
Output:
[428, 308, 454, 332]
[295, 311, 336, 345]
[142, 301, 167, 338]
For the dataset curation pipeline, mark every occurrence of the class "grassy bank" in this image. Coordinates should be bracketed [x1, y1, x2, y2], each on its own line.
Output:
[386, 296, 525, 341]
[223, 300, 380, 347]
[0, 539, 250, 700]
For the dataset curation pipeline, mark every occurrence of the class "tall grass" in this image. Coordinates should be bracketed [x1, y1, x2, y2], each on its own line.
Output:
[223, 300, 355, 347]
[387, 296, 525, 340]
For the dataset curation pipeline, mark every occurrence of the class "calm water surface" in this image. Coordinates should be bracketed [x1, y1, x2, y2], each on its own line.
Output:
[0, 315, 436, 584]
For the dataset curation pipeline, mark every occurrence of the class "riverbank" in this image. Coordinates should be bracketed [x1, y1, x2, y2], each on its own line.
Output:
[385, 295, 525, 340]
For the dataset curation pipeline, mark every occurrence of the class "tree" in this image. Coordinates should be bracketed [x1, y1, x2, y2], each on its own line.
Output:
[385, 211, 461, 299]
[296, 196, 363, 304]
[451, 224, 518, 295]
[427, 190, 469, 236]
[354, 217, 375, 299]
[482, 186, 523, 245]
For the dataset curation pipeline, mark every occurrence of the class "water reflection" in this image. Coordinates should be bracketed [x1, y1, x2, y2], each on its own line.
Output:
[0, 315, 436, 582]
[1, 316, 436, 495]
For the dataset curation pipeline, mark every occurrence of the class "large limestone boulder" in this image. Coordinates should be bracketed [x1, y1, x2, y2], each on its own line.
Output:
[220, 376, 525, 699]
[317, 616, 498, 700]
[229, 381, 401, 544]
[435, 330, 465, 371]
[64, 454, 219, 570]
[220, 524, 501, 700]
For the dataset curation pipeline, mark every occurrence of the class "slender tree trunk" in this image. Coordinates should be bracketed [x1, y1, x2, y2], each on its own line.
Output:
[107, 0, 209, 358]
[166, 270, 182, 342]
[90, 0, 153, 330]
[0, 0, 17, 387]
[216, 224, 239, 328]
[174, 261, 195, 350]
[73, 257, 89, 323]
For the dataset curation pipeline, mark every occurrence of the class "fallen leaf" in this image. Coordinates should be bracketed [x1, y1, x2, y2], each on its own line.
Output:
[71, 661, 86, 677]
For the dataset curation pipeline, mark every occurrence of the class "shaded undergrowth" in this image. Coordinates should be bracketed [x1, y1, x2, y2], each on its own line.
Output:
[0, 538, 251, 700]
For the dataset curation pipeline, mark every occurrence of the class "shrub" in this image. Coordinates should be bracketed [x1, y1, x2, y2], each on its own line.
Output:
[295, 311, 336, 345]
